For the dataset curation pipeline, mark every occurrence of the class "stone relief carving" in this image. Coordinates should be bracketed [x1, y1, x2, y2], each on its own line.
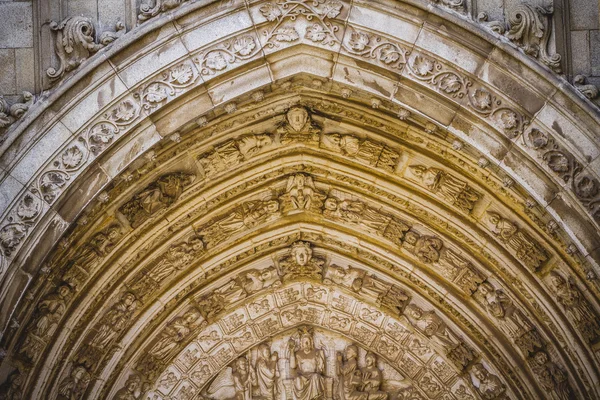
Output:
[46, 17, 126, 81]
[342, 28, 410, 70]
[282, 174, 326, 213]
[199, 199, 281, 248]
[196, 35, 261, 75]
[278, 107, 321, 145]
[321, 134, 400, 172]
[0, 193, 43, 259]
[529, 351, 573, 400]
[56, 365, 91, 400]
[406, 165, 481, 213]
[469, 363, 506, 399]
[113, 374, 150, 400]
[404, 304, 474, 370]
[474, 282, 543, 356]
[478, 4, 561, 73]
[323, 198, 409, 246]
[119, 172, 195, 228]
[138, 0, 190, 22]
[573, 75, 599, 100]
[0, 370, 24, 400]
[522, 128, 600, 224]
[407, 54, 471, 99]
[0, 92, 34, 137]
[280, 241, 325, 282]
[548, 271, 600, 344]
[486, 212, 549, 271]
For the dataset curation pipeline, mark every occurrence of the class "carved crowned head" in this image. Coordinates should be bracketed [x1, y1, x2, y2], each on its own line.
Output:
[291, 241, 313, 266]
[286, 107, 310, 132]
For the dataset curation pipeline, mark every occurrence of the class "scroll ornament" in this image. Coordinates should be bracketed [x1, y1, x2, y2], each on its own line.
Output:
[0, 92, 34, 137]
[46, 17, 126, 81]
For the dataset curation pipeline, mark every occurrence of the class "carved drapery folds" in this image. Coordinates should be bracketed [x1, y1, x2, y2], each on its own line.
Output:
[406, 165, 481, 213]
[46, 17, 126, 81]
[486, 212, 548, 271]
[321, 134, 400, 173]
[119, 172, 195, 228]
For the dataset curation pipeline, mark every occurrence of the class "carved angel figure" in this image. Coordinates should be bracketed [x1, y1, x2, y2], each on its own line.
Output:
[283, 174, 325, 212]
[288, 328, 326, 400]
[69, 225, 123, 271]
[238, 267, 281, 295]
[470, 363, 505, 400]
[0, 371, 23, 400]
[57, 365, 91, 400]
[549, 271, 600, 343]
[278, 107, 320, 144]
[322, 134, 399, 172]
[147, 237, 204, 283]
[408, 165, 481, 213]
[149, 310, 201, 360]
[324, 264, 365, 291]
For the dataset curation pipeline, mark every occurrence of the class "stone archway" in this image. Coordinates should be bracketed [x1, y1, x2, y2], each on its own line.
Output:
[0, 1, 599, 399]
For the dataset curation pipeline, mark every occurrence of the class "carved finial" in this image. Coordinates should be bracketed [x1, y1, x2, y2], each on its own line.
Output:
[505, 4, 561, 73]
[47, 17, 126, 81]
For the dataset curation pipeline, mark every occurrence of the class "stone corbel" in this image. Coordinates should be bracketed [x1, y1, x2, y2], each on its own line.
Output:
[477, 4, 562, 74]
[0, 92, 34, 138]
[46, 17, 126, 82]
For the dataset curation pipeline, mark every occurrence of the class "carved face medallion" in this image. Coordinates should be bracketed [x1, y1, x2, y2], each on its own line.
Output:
[287, 107, 309, 132]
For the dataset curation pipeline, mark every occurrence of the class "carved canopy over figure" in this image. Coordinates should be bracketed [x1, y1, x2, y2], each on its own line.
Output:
[288, 327, 326, 400]
[548, 271, 600, 344]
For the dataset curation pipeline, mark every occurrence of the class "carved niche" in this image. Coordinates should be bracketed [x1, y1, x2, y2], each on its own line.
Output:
[119, 172, 195, 228]
[406, 165, 481, 214]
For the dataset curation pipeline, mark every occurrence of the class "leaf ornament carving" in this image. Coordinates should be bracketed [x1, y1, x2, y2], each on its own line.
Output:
[196, 36, 260, 75]
[468, 87, 529, 137]
[46, 17, 126, 81]
[0, 92, 34, 140]
[342, 28, 410, 69]
[259, 0, 344, 48]
[138, 0, 190, 23]
[138, 62, 198, 109]
[407, 54, 472, 98]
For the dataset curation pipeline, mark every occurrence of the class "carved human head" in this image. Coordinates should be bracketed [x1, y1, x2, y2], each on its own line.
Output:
[235, 357, 248, 372]
[125, 374, 141, 392]
[406, 304, 423, 319]
[324, 197, 339, 211]
[471, 363, 489, 381]
[365, 352, 377, 367]
[106, 225, 123, 242]
[58, 284, 71, 298]
[345, 344, 358, 360]
[533, 351, 549, 366]
[122, 292, 136, 306]
[291, 242, 312, 266]
[258, 343, 271, 359]
[287, 107, 309, 132]
[549, 271, 566, 289]
[477, 281, 494, 296]
[265, 200, 280, 213]
[183, 309, 200, 324]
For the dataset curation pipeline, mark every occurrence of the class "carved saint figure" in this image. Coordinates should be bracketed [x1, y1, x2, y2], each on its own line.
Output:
[238, 267, 281, 295]
[57, 365, 91, 400]
[470, 363, 505, 400]
[198, 280, 246, 320]
[530, 352, 573, 400]
[148, 237, 204, 282]
[20, 284, 72, 359]
[114, 374, 149, 400]
[408, 165, 481, 213]
[360, 352, 387, 399]
[0, 371, 23, 400]
[200, 200, 280, 247]
[321, 134, 399, 172]
[337, 345, 366, 400]
[280, 242, 325, 282]
[232, 357, 254, 400]
[283, 174, 325, 212]
[149, 310, 201, 360]
[88, 292, 138, 349]
[119, 172, 194, 228]
[487, 212, 548, 270]
[254, 343, 280, 400]
[549, 271, 600, 343]
[288, 328, 326, 400]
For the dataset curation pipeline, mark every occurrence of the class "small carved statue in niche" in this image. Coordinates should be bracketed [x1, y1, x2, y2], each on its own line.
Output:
[280, 241, 325, 282]
[321, 134, 399, 172]
[288, 327, 326, 400]
[486, 212, 548, 271]
[469, 363, 506, 400]
[200, 200, 280, 248]
[548, 271, 600, 344]
[149, 309, 202, 361]
[360, 352, 386, 398]
[408, 165, 481, 213]
[282, 174, 326, 213]
[119, 172, 195, 228]
[20, 284, 72, 359]
[0, 370, 23, 400]
[530, 351, 573, 400]
[148, 237, 204, 283]
[254, 343, 281, 400]
[113, 374, 149, 400]
[57, 365, 91, 400]
[403, 232, 443, 264]
[86, 292, 138, 352]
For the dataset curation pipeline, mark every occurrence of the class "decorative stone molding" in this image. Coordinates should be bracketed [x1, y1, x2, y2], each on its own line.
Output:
[0, 92, 34, 140]
[138, 0, 190, 23]
[46, 17, 126, 81]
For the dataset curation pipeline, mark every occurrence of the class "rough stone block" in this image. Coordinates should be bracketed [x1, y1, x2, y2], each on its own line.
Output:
[0, 49, 16, 94]
[570, 0, 600, 30]
[591, 30, 600, 76]
[571, 30, 591, 76]
[0, 2, 33, 48]
[14, 48, 34, 93]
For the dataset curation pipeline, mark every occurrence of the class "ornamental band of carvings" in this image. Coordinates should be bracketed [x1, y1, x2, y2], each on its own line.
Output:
[46, 16, 126, 81]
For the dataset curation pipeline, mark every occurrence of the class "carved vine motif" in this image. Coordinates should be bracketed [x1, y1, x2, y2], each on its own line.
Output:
[137, 61, 199, 111]
[0, 193, 43, 259]
[195, 35, 261, 75]
[477, 4, 561, 73]
[46, 17, 126, 81]
[486, 212, 549, 271]
[467, 86, 529, 138]
[119, 172, 195, 228]
[430, 0, 465, 12]
[138, 0, 190, 23]
[342, 28, 410, 69]
[259, 0, 344, 48]
[523, 128, 600, 224]
[0, 92, 34, 138]
[406, 54, 472, 99]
